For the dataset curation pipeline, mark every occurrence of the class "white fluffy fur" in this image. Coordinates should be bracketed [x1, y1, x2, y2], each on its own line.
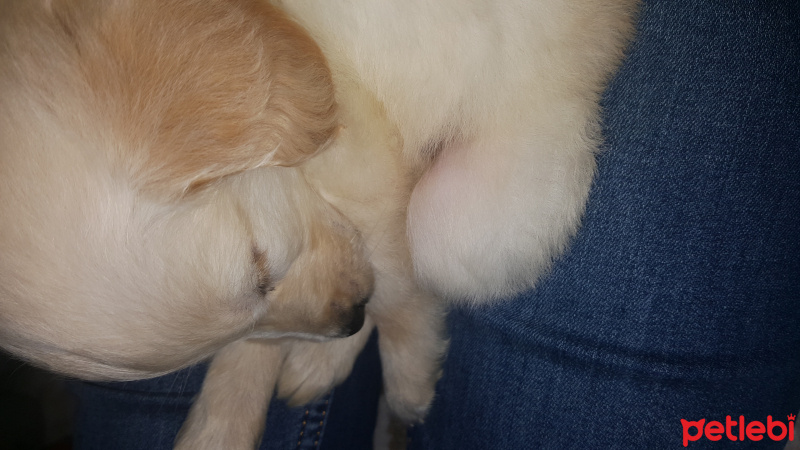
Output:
[276, 0, 637, 301]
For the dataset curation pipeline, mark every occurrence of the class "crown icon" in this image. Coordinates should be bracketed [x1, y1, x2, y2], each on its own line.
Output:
[789, 414, 796, 421]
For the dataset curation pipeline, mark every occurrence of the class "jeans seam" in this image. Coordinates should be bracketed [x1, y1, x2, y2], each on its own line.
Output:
[295, 392, 333, 450]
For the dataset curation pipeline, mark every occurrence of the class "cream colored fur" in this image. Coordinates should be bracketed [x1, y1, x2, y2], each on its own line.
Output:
[176, 65, 449, 448]
[179, 0, 637, 446]
[0, 0, 636, 448]
[274, 0, 637, 302]
[1, 0, 376, 376]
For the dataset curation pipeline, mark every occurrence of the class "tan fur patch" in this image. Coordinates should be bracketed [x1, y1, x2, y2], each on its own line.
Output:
[55, 0, 337, 198]
[258, 214, 374, 336]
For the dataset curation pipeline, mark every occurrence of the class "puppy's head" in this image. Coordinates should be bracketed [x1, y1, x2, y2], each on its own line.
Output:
[0, 0, 371, 380]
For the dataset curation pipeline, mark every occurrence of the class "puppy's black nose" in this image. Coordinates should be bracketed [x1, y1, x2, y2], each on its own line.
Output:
[343, 301, 366, 337]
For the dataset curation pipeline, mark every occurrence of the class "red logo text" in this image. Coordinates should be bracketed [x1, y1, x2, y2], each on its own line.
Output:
[681, 415, 795, 447]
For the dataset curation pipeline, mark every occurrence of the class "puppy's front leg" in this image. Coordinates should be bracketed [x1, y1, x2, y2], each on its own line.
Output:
[175, 340, 281, 450]
[370, 285, 448, 424]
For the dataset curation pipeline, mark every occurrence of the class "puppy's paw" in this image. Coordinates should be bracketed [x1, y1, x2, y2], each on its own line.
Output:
[381, 335, 447, 424]
[374, 292, 448, 424]
[383, 375, 438, 424]
[277, 327, 372, 406]
[277, 349, 337, 406]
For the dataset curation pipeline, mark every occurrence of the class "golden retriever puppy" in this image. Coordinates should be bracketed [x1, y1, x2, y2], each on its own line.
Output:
[1, 1, 443, 446]
[0, 0, 637, 448]
[179, 0, 637, 447]
[176, 73, 448, 449]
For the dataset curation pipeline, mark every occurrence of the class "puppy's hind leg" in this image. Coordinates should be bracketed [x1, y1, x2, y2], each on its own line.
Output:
[408, 118, 599, 303]
[175, 340, 281, 450]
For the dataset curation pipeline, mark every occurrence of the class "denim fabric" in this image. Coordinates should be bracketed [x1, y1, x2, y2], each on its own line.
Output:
[72, 0, 800, 449]
[409, 0, 800, 449]
[72, 333, 381, 449]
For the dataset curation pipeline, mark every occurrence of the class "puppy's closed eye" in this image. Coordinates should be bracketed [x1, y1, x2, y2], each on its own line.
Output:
[252, 246, 273, 297]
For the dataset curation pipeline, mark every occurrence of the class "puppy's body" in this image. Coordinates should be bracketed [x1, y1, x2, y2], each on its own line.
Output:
[0, 0, 637, 447]
[180, 1, 637, 446]
[277, 0, 636, 301]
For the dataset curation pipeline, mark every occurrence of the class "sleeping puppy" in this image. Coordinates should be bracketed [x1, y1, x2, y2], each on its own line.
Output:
[0, 0, 440, 444]
[183, 0, 637, 446]
[176, 68, 448, 449]
[0, 0, 376, 379]
[0, 0, 637, 448]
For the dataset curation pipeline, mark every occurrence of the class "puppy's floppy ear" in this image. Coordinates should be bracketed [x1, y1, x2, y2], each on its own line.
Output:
[75, 0, 337, 198]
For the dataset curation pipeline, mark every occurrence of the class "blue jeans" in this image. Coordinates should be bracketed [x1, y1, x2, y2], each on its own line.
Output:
[73, 0, 800, 448]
